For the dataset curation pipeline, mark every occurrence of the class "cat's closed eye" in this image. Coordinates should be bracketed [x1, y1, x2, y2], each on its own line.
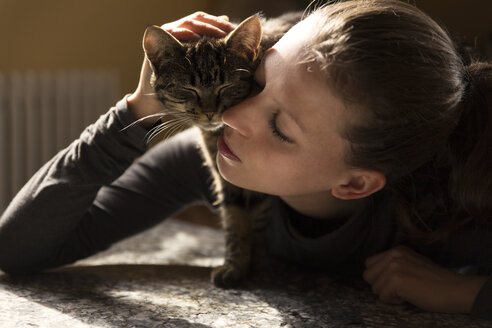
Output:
[216, 83, 233, 96]
[219, 84, 248, 98]
[169, 88, 197, 102]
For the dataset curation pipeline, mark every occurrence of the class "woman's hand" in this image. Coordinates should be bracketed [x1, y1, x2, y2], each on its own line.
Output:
[161, 12, 234, 41]
[127, 12, 234, 128]
[363, 245, 488, 313]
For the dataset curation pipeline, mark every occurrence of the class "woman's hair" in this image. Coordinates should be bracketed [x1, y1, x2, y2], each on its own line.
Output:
[304, 0, 491, 241]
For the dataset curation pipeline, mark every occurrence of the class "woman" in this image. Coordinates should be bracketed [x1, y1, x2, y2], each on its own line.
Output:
[0, 0, 491, 319]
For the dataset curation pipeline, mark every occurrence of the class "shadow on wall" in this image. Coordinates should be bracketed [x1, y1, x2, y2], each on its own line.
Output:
[0, 0, 212, 97]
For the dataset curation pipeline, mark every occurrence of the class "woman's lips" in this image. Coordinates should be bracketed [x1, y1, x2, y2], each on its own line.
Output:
[217, 133, 241, 162]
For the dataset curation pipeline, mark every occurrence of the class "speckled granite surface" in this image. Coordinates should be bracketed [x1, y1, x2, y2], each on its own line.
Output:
[1, 218, 491, 328]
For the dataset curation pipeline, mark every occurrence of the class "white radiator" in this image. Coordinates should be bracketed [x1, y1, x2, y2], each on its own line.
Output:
[0, 71, 119, 212]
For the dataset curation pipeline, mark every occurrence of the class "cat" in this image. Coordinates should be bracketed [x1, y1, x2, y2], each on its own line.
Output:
[142, 12, 301, 287]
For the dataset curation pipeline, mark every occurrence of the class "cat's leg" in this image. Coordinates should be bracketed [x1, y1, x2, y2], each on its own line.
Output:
[211, 204, 252, 288]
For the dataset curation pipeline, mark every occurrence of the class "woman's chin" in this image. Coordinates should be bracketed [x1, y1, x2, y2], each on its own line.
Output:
[216, 154, 244, 187]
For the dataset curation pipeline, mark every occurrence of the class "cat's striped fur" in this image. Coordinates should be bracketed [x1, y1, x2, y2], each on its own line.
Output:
[143, 12, 301, 287]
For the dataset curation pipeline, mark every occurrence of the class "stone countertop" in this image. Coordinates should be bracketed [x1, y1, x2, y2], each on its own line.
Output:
[1, 218, 490, 328]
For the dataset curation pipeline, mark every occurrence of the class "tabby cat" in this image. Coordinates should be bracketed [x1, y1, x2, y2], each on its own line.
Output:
[142, 12, 301, 287]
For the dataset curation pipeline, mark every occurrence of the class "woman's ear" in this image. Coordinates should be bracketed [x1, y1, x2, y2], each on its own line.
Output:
[331, 169, 386, 200]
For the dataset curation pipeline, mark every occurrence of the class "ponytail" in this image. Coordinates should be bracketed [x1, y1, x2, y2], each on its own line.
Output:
[305, 0, 491, 241]
[447, 62, 492, 226]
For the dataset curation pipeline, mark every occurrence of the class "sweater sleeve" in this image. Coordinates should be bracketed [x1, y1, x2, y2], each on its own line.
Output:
[0, 97, 214, 273]
[418, 225, 492, 320]
[471, 276, 492, 319]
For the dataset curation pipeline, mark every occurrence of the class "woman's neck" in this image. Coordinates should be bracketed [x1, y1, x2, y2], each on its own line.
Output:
[280, 191, 367, 221]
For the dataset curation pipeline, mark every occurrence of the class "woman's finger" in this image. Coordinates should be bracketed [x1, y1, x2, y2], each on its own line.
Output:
[161, 12, 235, 41]
[165, 27, 201, 41]
[363, 260, 385, 284]
[363, 246, 415, 284]
[190, 12, 235, 32]
[363, 250, 395, 284]
[379, 279, 406, 304]
[179, 19, 230, 38]
[368, 255, 408, 304]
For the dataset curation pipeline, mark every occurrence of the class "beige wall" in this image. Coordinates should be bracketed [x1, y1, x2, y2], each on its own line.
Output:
[0, 0, 490, 99]
[0, 0, 214, 98]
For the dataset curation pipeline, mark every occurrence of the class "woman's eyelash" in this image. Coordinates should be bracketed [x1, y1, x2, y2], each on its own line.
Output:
[269, 113, 293, 143]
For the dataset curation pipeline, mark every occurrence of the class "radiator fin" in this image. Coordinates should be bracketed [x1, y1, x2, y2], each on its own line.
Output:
[0, 71, 118, 212]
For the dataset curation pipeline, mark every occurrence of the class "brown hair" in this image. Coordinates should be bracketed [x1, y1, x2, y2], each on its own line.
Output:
[305, 0, 492, 241]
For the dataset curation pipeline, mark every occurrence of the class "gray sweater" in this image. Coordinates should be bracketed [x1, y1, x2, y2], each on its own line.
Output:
[0, 97, 490, 319]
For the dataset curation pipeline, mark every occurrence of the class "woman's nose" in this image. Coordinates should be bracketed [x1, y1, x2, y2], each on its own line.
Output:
[222, 96, 259, 137]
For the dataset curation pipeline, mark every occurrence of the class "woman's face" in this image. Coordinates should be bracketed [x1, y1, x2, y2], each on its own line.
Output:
[217, 20, 353, 198]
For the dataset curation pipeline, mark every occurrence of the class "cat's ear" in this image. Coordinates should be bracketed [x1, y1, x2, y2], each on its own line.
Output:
[225, 16, 262, 62]
[143, 25, 184, 63]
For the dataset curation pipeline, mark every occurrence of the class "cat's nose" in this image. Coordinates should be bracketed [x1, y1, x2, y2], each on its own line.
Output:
[204, 112, 214, 121]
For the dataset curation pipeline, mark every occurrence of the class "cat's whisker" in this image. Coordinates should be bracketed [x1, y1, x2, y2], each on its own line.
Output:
[146, 128, 164, 143]
[145, 116, 192, 143]
[172, 118, 193, 134]
[120, 111, 187, 133]
[161, 127, 177, 141]
[149, 123, 176, 138]
[157, 123, 180, 141]
[146, 122, 172, 142]
[166, 117, 193, 138]
[171, 118, 191, 135]
[119, 113, 165, 132]
[155, 117, 189, 130]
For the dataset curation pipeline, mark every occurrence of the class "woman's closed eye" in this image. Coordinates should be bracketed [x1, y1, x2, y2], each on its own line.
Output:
[269, 112, 293, 143]
[254, 76, 294, 144]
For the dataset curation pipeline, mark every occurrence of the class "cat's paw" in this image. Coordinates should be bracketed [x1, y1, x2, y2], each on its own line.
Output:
[211, 264, 247, 288]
